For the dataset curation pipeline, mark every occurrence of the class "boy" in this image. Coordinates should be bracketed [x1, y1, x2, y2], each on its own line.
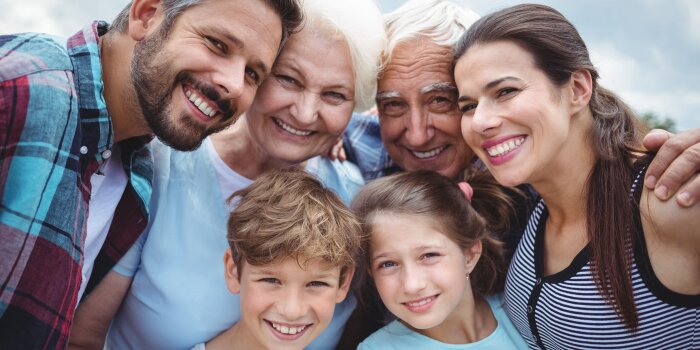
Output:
[193, 168, 362, 350]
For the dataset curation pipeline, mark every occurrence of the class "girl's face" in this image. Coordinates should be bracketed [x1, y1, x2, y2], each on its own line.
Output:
[369, 213, 477, 331]
[454, 40, 578, 187]
[244, 27, 356, 164]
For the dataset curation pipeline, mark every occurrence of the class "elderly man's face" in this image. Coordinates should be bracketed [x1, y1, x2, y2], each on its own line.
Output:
[377, 39, 474, 179]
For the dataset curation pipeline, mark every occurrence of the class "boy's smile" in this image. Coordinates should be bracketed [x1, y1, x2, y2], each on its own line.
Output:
[224, 254, 351, 350]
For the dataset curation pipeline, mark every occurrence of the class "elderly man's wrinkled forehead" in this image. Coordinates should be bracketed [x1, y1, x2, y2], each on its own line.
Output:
[377, 38, 456, 100]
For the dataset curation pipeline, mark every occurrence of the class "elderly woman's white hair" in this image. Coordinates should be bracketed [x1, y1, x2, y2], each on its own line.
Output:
[302, 0, 386, 112]
[382, 0, 480, 69]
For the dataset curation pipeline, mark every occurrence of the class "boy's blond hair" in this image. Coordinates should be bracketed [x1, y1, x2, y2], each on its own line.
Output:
[227, 168, 362, 281]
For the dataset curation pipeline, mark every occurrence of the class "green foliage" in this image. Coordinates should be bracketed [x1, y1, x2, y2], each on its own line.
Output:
[639, 112, 676, 132]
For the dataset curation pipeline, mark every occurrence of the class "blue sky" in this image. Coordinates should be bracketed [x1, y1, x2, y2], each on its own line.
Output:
[2, 0, 697, 130]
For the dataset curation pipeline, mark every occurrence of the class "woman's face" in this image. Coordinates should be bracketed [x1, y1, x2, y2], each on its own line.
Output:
[244, 28, 356, 164]
[454, 40, 576, 187]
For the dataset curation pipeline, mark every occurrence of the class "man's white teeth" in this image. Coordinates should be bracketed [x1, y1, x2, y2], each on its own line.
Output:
[275, 119, 312, 136]
[412, 146, 446, 159]
[185, 89, 216, 118]
[272, 322, 306, 335]
[487, 137, 525, 157]
[407, 296, 435, 307]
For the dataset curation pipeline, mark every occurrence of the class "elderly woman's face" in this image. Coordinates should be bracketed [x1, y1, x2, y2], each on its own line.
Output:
[244, 28, 356, 164]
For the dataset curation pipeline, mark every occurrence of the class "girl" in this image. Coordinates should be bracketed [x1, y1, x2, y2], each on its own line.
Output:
[352, 170, 528, 349]
[453, 4, 699, 349]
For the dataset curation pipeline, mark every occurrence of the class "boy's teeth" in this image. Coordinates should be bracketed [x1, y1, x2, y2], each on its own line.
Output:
[186, 89, 217, 118]
[275, 119, 312, 136]
[412, 146, 446, 159]
[487, 136, 525, 157]
[272, 322, 306, 335]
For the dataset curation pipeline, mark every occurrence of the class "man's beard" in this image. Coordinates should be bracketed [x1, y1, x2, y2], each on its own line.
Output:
[130, 28, 235, 151]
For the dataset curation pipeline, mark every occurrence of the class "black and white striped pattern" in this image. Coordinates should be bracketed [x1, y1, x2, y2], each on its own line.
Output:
[504, 165, 699, 349]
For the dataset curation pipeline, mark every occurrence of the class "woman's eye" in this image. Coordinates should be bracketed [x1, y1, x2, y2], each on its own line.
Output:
[324, 91, 348, 104]
[460, 103, 477, 114]
[497, 87, 517, 97]
[275, 74, 300, 88]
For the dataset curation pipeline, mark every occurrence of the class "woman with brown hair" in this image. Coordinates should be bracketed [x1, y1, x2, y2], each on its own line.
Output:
[454, 4, 699, 349]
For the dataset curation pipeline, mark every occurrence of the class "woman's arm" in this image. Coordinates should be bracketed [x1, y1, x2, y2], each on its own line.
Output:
[640, 172, 700, 295]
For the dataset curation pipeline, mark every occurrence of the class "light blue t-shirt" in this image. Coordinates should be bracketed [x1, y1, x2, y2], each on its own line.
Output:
[358, 294, 528, 350]
[107, 138, 364, 350]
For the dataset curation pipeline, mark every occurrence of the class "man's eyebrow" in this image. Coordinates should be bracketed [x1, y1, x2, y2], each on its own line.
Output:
[458, 76, 522, 102]
[419, 82, 457, 95]
[376, 91, 401, 101]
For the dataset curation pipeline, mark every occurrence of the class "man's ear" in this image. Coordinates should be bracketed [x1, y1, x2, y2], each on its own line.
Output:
[128, 0, 164, 41]
[223, 249, 241, 294]
[568, 68, 593, 114]
[336, 265, 356, 303]
[464, 240, 483, 274]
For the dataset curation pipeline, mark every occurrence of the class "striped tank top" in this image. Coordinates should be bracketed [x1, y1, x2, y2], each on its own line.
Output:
[504, 161, 699, 349]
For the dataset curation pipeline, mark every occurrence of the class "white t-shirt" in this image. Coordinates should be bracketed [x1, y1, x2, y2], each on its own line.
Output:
[206, 138, 253, 210]
[78, 147, 127, 302]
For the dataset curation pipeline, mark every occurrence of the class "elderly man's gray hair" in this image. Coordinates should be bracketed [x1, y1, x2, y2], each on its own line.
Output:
[382, 0, 479, 70]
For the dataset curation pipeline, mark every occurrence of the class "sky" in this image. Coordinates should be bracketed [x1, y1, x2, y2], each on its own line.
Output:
[1, 0, 697, 130]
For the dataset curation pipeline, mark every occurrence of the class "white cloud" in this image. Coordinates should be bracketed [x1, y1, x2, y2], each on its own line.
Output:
[589, 43, 641, 92]
[0, 1, 63, 35]
[589, 42, 696, 130]
[682, 0, 700, 45]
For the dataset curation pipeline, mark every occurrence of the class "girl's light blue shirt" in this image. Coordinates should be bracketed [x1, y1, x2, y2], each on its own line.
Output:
[358, 294, 528, 350]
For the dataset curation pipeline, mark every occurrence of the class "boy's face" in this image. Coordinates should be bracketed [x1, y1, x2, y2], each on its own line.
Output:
[225, 252, 352, 350]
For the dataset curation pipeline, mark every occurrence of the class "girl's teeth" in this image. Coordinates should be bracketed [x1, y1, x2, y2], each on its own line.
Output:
[407, 296, 434, 307]
[272, 322, 306, 335]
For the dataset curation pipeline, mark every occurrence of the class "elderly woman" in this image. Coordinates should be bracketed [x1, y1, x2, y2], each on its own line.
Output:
[68, 1, 385, 349]
[454, 4, 699, 348]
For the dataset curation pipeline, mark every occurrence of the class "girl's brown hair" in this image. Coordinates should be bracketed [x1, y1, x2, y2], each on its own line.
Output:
[454, 4, 648, 330]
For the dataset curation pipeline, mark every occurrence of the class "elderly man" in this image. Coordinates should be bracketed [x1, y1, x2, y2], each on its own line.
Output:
[338, 0, 700, 347]
[0, 0, 302, 347]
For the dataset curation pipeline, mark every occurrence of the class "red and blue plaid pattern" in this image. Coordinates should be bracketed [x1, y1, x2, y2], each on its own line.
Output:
[0, 22, 152, 349]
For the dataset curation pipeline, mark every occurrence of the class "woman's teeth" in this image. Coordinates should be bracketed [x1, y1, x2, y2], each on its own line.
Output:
[275, 118, 312, 136]
[487, 137, 525, 157]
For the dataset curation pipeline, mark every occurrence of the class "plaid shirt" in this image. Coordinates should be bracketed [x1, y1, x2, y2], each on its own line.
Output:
[0, 22, 153, 349]
[343, 112, 401, 182]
